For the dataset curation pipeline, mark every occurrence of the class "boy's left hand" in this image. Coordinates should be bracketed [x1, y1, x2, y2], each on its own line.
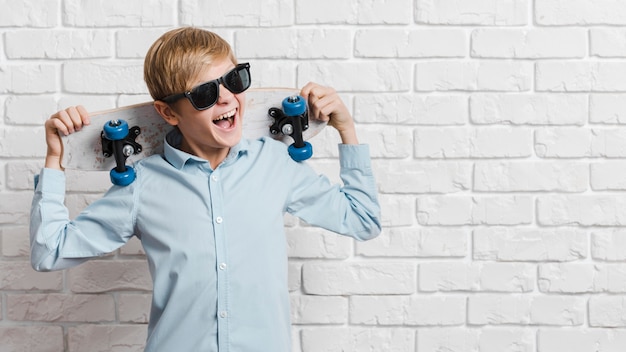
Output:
[300, 82, 358, 145]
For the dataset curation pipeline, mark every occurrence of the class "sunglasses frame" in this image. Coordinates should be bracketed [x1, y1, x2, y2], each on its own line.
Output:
[161, 62, 251, 111]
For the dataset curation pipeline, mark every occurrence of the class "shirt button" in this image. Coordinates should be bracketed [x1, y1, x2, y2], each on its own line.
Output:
[219, 263, 227, 270]
[215, 216, 223, 224]
[220, 311, 228, 318]
[211, 175, 218, 182]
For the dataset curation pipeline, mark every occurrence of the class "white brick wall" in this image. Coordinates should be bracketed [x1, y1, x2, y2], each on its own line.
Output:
[3, 0, 626, 351]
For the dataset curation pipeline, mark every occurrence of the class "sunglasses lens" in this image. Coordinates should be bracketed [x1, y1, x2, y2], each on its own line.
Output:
[189, 81, 219, 110]
[224, 66, 251, 94]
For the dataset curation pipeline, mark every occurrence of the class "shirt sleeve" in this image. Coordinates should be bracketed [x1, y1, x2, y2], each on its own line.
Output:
[30, 168, 136, 271]
[285, 144, 381, 241]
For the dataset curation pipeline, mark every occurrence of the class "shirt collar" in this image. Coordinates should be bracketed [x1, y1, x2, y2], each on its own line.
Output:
[163, 128, 249, 170]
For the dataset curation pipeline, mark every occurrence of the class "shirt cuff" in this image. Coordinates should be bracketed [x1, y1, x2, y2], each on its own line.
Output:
[35, 168, 66, 195]
[338, 144, 373, 173]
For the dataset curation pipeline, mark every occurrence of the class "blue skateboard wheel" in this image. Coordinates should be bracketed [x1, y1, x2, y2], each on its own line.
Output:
[288, 141, 313, 162]
[110, 166, 136, 186]
[282, 95, 306, 117]
[103, 119, 129, 141]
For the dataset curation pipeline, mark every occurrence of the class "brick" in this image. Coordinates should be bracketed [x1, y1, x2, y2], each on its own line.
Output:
[64, 0, 176, 27]
[302, 262, 416, 295]
[116, 29, 168, 59]
[0, 0, 59, 27]
[417, 196, 533, 226]
[538, 329, 626, 352]
[419, 262, 535, 292]
[415, 127, 532, 159]
[352, 127, 413, 159]
[534, 128, 592, 158]
[298, 62, 412, 92]
[5, 95, 57, 126]
[473, 227, 587, 262]
[1, 226, 30, 257]
[534, 128, 626, 158]
[350, 295, 465, 326]
[590, 296, 626, 327]
[536, 62, 626, 92]
[286, 227, 352, 259]
[416, 61, 532, 92]
[291, 295, 348, 324]
[6, 29, 112, 59]
[0, 192, 33, 224]
[538, 195, 626, 226]
[118, 293, 151, 323]
[0, 326, 64, 352]
[470, 93, 587, 125]
[379, 194, 416, 227]
[354, 94, 468, 125]
[471, 29, 586, 58]
[7, 293, 115, 322]
[309, 125, 412, 159]
[474, 161, 588, 192]
[68, 260, 152, 293]
[591, 29, 626, 57]
[63, 62, 145, 94]
[0, 262, 62, 291]
[539, 263, 626, 293]
[417, 328, 480, 352]
[536, 0, 626, 25]
[356, 227, 468, 258]
[0, 64, 57, 94]
[295, 0, 411, 25]
[355, 29, 466, 58]
[236, 29, 351, 59]
[249, 61, 296, 88]
[301, 327, 415, 352]
[417, 0, 528, 25]
[591, 161, 626, 190]
[288, 262, 302, 292]
[68, 324, 146, 352]
[181, 0, 293, 27]
[374, 160, 471, 194]
[592, 229, 626, 261]
[7, 161, 43, 191]
[476, 328, 536, 352]
[590, 94, 626, 124]
[468, 295, 585, 325]
[119, 236, 146, 256]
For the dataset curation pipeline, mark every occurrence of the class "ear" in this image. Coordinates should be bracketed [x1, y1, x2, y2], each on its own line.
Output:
[153, 101, 180, 126]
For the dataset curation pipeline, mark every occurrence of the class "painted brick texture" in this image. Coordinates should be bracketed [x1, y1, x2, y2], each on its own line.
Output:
[2, 0, 626, 351]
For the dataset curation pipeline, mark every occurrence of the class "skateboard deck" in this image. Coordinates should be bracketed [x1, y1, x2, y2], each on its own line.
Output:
[61, 88, 325, 172]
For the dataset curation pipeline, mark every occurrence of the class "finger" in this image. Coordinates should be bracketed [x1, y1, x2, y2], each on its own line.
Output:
[76, 105, 91, 126]
[47, 115, 71, 136]
[53, 110, 76, 134]
[66, 106, 85, 131]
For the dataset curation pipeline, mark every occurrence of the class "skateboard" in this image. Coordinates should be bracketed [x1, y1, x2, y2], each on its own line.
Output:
[61, 88, 325, 186]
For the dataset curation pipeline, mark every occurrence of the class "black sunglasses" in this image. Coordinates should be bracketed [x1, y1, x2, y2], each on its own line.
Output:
[161, 62, 251, 111]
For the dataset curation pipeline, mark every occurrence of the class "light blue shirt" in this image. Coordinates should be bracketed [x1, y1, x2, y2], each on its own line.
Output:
[30, 130, 381, 352]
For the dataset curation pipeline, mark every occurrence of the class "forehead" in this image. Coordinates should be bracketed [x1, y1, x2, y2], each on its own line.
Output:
[191, 59, 236, 87]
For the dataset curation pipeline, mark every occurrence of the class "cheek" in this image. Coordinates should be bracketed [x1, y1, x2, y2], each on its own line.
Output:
[236, 93, 246, 117]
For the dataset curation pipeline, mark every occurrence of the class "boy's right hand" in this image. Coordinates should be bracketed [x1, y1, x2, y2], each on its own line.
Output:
[44, 106, 90, 170]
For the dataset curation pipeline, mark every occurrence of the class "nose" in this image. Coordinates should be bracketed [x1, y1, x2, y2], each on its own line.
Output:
[217, 84, 234, 104]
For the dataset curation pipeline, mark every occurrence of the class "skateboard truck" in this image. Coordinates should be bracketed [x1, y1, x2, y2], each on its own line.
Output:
[269, 95, 313, 161]
[101, 119, 141, 186]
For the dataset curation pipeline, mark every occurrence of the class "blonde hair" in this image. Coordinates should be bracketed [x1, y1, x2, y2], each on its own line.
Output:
[144, 27, 237, 101]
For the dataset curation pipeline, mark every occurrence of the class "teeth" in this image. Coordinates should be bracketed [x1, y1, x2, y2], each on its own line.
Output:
[215, 109, 236, 121]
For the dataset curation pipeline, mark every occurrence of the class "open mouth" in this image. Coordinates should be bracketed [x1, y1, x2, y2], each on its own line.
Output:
[213, 108, 236, 129]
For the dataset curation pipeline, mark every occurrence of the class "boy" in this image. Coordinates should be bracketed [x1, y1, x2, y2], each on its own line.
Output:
[30, 27, 380, 351]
